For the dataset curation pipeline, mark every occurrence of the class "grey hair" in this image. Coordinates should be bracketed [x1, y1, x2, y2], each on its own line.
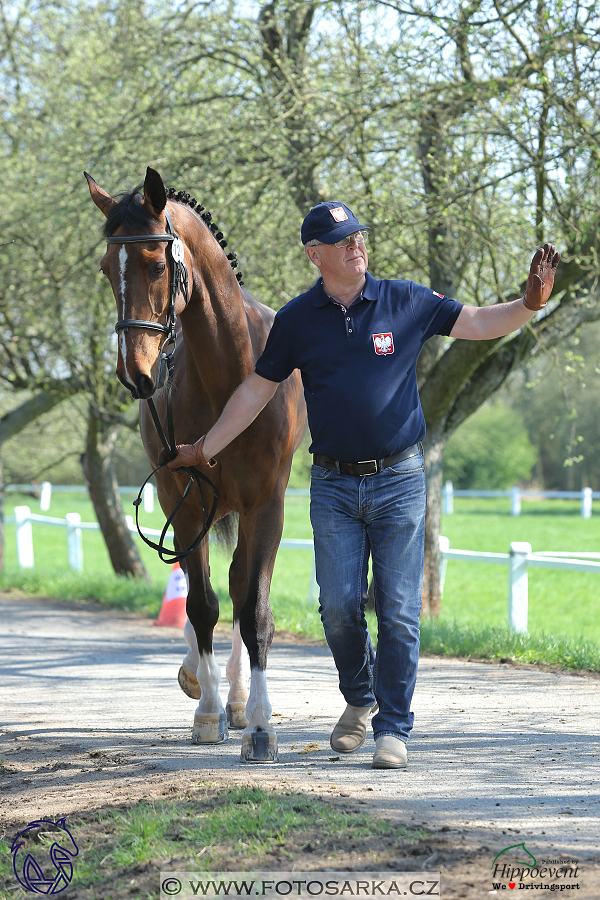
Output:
[304, 239, 322, 247]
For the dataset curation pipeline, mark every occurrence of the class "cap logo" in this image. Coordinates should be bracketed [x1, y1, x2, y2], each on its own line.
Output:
[330, 207, 348, 222]
[373, 332, 394, 355]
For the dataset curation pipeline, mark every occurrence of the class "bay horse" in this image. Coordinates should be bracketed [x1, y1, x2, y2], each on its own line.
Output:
[85, 167, 306, 762]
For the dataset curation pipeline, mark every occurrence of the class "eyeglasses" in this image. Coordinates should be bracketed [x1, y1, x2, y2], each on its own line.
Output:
[333, 231, 368, 248]
[308, 231, 368, 249]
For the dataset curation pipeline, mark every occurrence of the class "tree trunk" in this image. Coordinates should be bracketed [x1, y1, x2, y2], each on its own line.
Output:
[422, 436, 445, 617]
[82, 407, 150, 581]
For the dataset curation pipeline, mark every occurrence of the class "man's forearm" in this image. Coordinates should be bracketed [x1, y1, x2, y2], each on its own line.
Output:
[450, 297, 536, 341]
[203, 372, 278, 459]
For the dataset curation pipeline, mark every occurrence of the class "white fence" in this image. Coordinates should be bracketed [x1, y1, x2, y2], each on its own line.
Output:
[442, 480, 598, 517]
[5, 506, 318, 602]
[5, 505, 600, 633]
[439, 535, 600, 633]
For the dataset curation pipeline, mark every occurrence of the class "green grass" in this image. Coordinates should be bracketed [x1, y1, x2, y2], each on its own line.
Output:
[420, 619, 600, 672]
[440, 497, 600, 643]
[2, 491, 600, 662]
[0, 785, 424, 898]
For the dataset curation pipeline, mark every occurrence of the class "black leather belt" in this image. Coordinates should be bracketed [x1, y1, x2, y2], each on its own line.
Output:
[313, 443, 422, 476]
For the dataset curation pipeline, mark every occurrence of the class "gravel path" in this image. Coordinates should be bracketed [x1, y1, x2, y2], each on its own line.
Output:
[1, 593, 598, 896]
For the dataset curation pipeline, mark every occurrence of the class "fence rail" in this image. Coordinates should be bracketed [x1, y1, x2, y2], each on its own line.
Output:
[5, 506, 318, 602]
[5, 505, 600, 633]
[443, 480, 598, 517]
[438, 536, 600, 633]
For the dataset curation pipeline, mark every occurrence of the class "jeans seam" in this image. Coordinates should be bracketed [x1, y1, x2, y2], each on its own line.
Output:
[357, 528, 373, 693]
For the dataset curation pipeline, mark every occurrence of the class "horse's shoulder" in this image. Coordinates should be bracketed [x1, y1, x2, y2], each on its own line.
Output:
[241, 289, 277, 331]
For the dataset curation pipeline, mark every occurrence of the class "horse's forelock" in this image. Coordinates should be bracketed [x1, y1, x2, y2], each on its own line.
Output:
[102, 184, 156, 238]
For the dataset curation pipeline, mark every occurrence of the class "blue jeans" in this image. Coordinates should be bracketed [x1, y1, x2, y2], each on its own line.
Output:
[309, 453, 426, 743]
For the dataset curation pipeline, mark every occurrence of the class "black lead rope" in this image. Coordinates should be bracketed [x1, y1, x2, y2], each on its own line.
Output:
[109, 212, 219, 563]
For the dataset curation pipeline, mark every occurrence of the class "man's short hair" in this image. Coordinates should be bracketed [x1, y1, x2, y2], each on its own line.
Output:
[304, 239, 322, 248]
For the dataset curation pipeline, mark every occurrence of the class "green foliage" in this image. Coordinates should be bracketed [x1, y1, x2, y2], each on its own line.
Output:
[509, 323, 600, 491]
[443, 403, 537, 489]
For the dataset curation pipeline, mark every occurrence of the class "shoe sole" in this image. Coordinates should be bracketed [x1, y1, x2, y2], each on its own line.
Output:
[372, 758, 407, 769]
[330, 734, 366, 754]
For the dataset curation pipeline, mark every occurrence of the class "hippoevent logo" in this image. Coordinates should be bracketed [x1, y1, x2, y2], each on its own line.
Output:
[11, 818, 79, 894]
[490, 842, 580, 892]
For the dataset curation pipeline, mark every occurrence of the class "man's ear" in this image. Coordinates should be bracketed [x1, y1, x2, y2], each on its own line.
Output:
[305, 246, 322, 268]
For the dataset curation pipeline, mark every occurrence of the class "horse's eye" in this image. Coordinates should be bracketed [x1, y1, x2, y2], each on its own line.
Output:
[152, 263, 166, 276]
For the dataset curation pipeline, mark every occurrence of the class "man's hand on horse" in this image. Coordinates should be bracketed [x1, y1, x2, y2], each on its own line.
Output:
[158, 435, 217, 471]
[523, 243, 561, 311]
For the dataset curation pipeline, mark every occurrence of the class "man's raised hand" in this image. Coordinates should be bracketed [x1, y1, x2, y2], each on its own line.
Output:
[523, 243, 561, 311]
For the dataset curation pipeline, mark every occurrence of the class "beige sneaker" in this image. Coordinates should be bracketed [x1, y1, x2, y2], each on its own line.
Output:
[372, 735, 408, 769]
[330, 703, 376, 753]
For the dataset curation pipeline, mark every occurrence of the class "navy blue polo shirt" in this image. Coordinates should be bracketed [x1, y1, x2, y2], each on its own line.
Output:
[255, 271, 463, 461]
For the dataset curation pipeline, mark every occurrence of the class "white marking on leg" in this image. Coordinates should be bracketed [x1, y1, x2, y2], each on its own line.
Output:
[195, 652, 225, 715]
[182, 617, 199, 677]
[245, 668, 272, 732]
[226, 621, 250, 705]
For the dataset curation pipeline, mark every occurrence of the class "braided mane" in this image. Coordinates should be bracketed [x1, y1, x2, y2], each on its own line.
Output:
[166, 187, 244, 286]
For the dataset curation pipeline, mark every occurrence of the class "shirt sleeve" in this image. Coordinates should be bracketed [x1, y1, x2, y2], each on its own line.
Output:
[254, 311, 297, 383]
[410, 282, 463, 339]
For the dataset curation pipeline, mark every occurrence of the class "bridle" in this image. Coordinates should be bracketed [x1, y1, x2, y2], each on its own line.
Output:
[107, 209, 218, 563]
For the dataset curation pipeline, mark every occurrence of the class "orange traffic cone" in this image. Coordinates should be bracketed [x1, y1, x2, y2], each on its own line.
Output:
[154, 562, 188, 627]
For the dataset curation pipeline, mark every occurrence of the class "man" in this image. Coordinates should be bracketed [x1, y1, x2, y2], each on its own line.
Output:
[165, 200, 560, 769]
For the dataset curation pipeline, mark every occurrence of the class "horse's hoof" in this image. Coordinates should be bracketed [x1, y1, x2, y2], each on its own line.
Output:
[178, 665, 201, 700]
[241, 727, 278, 762]
[226, 701, 249, 729]
[192, 711, 228, 744]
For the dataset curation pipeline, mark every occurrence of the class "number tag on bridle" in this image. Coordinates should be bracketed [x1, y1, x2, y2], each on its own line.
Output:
[171, 237, 185, 263]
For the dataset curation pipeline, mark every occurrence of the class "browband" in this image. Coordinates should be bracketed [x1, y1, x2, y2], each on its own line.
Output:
[106, 233, 174, 244]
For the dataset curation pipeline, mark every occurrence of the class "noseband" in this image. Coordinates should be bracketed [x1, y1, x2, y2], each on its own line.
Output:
[107, 209, 218, 564]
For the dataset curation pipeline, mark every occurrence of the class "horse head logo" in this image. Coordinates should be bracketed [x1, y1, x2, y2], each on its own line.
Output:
[11, 818, 79, 894]
[491, 841, 537, 872]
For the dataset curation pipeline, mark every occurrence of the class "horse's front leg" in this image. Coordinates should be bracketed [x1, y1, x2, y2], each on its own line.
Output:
[184, 539, 228, 744]
[238, 496, 283, 762]
[226, 531, 250, 728]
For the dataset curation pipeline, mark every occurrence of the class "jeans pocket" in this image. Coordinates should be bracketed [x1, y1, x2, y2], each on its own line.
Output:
[385, 453, 425, 476]
[311, 464, 333, 480]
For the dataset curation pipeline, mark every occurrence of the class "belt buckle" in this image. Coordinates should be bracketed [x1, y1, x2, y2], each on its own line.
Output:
[356, 459, 378, 475]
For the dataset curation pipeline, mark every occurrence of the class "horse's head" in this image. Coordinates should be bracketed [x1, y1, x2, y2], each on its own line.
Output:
[85, 167, 190, 399]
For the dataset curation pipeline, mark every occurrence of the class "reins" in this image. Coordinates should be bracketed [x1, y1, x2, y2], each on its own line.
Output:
[107, 210, 218, 564]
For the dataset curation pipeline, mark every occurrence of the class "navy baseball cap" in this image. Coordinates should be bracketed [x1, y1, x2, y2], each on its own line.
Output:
[301, 201, 370, 245]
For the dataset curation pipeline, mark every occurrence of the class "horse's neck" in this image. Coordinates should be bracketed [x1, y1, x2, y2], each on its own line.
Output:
[181, 243, 255, 408]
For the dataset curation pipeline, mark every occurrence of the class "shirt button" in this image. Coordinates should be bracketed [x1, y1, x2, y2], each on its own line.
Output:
[346, 317, 350, 321]
[349, 329, 353, 333]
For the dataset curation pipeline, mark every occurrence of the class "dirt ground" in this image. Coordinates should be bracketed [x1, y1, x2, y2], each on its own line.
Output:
[1, 593, 599, 899]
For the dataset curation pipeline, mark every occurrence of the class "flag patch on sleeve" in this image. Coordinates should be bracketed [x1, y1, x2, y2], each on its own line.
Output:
[432, 290, 445, 298]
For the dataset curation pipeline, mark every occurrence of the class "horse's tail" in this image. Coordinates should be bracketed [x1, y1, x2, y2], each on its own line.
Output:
[212, 511, 238, 551]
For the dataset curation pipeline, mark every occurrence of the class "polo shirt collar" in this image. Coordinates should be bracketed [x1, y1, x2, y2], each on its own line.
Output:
[312, 271, 379, 307]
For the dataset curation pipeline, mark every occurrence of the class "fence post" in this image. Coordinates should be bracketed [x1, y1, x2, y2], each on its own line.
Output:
[443, 480, 454, 515]
[510, 486, 521, 516]
[143, 483, 154, 513]
[66, 513, 83, 571]
[39, 481, 52, 511]
[581, 487, 592, 519]
[508, 541, 530, 633]
[14, 506, 34, 568]
[439, 535, 450, 596]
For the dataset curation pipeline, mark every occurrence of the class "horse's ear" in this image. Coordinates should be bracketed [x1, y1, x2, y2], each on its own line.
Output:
[143, 167, 167, 217]
[84, 172, 117, 218]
